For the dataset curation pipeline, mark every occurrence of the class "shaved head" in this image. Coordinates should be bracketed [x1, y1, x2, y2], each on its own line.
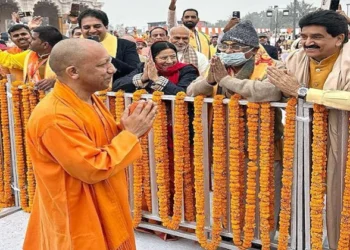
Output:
[49, 39, 106, 77]
[169, 26, 190, 37]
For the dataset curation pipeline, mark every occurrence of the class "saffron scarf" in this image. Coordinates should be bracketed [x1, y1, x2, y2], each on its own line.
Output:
[27, 52, 48, 83]
[156, 62, 189, 84]
[101, 32, 118, 57]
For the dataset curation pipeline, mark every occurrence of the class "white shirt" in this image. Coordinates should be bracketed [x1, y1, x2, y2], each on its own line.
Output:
[177, 50, 209, 76]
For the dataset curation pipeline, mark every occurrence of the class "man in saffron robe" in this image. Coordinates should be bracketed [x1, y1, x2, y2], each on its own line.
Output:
[23, 38, 158, 250]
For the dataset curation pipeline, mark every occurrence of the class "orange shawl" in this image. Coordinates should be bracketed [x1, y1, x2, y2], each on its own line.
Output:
[24, 81, 141, 250]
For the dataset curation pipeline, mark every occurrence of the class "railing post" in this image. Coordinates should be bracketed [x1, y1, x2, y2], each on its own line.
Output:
[6, 75, 20, 208]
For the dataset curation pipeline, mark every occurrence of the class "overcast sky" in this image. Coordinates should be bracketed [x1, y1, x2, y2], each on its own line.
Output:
[102, 0, 330, 28]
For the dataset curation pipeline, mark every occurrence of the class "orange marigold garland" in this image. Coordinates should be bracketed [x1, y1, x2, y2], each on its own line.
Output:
[11, 81, 28, 210]
[278, 98, 297, 250]
[155, 92, 185, 229]
[228, 94, 244, 246]
[194, 95, 224, 250]
[310, 104, 328, 250]
[242, 102, 260, 249]
[338, 116, 350, 248]
[133, 90, 152, 212]
[21, 85, 35, 212]
[183, 102, 195, 221]
[131, 90, 151, 227]
[0, 79, 14, 207]
[259, 103, 273, 249]
[269, 108, 276, 231]
[38, 90, 45, 101]
[96, 89, 108, 103]
[115, 90, 124, 124]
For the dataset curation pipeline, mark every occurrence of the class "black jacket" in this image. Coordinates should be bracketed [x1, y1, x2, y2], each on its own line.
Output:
[111, 38, 140, 81]
[262, 44, 279, 60]
[112, 62, 199, 95]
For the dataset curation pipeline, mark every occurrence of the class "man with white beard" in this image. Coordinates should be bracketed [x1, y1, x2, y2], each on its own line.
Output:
[169, 26, 209, 76]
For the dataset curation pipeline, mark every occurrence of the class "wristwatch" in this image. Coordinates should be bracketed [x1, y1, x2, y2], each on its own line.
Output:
[297, 87, 308, 99]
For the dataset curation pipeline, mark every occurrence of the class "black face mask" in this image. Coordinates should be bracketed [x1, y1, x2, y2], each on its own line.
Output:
[183, 21, 197, 29]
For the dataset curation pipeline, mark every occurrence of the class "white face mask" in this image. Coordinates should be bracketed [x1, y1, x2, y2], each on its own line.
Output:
[217, 48, 254, 66]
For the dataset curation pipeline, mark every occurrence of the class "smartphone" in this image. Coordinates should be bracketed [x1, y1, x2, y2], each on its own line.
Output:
[18, 12, 32, 18]
[321, 0, 340, 10]
[330, 0, 340, 10]
[232, 11, 240, 19]
[87, 35, 100, 42]
[70, 3, 80, 17]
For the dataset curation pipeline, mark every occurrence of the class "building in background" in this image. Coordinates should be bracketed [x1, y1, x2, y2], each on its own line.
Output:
[0, 0, 104, 33]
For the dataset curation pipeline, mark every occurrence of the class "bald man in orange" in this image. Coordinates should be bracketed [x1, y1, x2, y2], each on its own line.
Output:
[23, 38, 157, 250]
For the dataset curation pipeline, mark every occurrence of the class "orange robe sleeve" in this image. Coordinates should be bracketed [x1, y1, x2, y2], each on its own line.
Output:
[37, 118, 142, 184]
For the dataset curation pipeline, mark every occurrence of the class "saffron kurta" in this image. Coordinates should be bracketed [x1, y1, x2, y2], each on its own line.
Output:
[23, 81, 142, 250]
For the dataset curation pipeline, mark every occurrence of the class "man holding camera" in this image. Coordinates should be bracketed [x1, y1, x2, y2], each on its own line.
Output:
[78, 9, 140, 82]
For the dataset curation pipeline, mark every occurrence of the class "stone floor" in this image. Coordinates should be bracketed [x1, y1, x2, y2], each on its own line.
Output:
[0, 209, 203, 250]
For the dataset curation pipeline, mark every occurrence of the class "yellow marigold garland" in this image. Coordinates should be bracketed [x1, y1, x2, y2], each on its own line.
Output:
[11, 81, 28, 210]
[239, 104, 246, 231]
[96, 89, 108, 103]
[0, 79, 14, 207]
[310, 104, 328, 250]
[228, 94, 244, 246]
[194, 95, 224, 250]
[259, 103, 273, 249]
[277, 98, 297, 250]
[21, 85, 35, 212]
[242, 102, 260, 249]
[183, 102, 195, 221]
[115, 90, 124, 124]
[338, 116, 350, 248]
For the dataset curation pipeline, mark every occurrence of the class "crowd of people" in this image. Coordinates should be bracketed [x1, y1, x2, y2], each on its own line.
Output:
[1, 1, 350, 250]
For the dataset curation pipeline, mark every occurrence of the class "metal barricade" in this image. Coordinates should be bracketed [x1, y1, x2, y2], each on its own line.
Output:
[107, 92, 299, 249]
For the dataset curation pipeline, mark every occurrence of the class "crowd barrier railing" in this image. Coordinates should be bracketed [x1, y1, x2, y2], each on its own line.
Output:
[1, 76, 349, 250]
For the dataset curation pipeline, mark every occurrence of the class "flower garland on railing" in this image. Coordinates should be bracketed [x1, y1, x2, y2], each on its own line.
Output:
[194, 95, 224, 250]
[228, 94, 245, 246]
[108, 96, 116, 120]
[133, 90, 152, 212]
[338, 116, 350, 249]
[310, 104, 328, 250]
[28, 82, 38, 113]
[11, 81, 28, 210]
[269, 108, 275, 230]
[96, 89, 108, 103]
[38, 90, 46, 101]
[115, 90, 124, 124]
[220, 103, 228, 230]
[242, 102, 260, 249]
[183, 102, 195, 221]
[259, 103, 273, 249]
[21, 85, 35, 212]
[239, 103, 246, 231]
[155, 92, 185, 230]
[278, 98, 297, 250]
[0, 79, 14, 208]
[131, 90, 151, 227]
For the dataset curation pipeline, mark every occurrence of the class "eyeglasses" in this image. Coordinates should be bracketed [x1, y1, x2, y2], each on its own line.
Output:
[218, 43, 252, 52]
[155, 55, 177, 61]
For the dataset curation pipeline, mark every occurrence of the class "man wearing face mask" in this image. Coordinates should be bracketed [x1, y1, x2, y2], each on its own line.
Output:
[187, 21, 284, 244]
[169, 26, 209, 76]
[268, 10, 350, 249]
[187, 20, 283, 102]
[168, 0, 211, 59]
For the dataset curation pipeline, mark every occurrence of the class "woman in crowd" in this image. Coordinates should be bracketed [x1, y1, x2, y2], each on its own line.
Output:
[112, 41, 199, 94]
